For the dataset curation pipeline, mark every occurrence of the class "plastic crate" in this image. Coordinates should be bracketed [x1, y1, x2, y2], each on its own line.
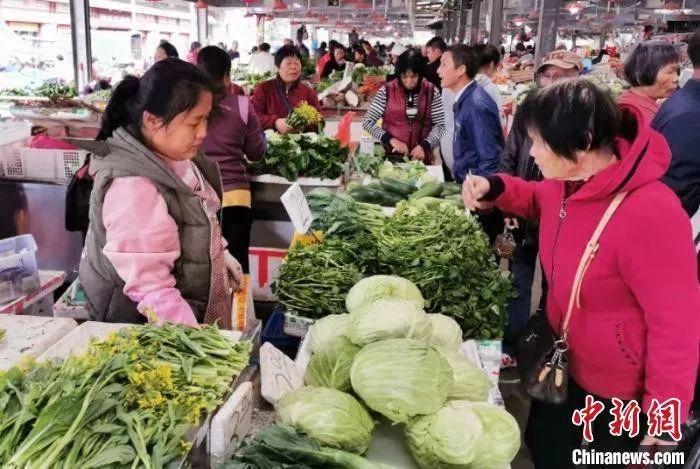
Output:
[261, 310, 301, 359]
[0, 121, 31, 178]
[0, 234, 39, 305]
[19, 148, 88, 181]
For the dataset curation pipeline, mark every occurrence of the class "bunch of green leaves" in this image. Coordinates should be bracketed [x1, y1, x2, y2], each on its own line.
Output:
[0, 88, 30, 97]
[249, 133, 347, 181]
[351, 67, 387, 86]
[244, 71, 275, 89]
[353, 147, 385, 177]
[308, 189, 385, 237]
[375, 199, 513, 339]
[273, 236, 377, 319]
[35, 82, 77, 101]
[316, 70, 345, 92]
[225, 425, 384, 469]
[0, 328, 4, 341]
[301, 58, 317, 79]
[0, 323, 251, 468]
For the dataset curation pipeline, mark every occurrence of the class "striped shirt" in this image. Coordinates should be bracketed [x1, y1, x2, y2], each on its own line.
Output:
[362, 84, 446, 149]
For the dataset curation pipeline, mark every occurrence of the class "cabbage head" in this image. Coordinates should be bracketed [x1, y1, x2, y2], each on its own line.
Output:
[309, 314, 350, 354]
[305, 337, 360, 391]
[345, 275, 425, 315]
[469, 402, 521, 468]
[275, 386, 375, 454]
[426, 314, 463, 351]
[347, 299, 432, 346]
[441, 351, 490, 402]
[350, 339, 453, 423]
[405, 400, 484, 469]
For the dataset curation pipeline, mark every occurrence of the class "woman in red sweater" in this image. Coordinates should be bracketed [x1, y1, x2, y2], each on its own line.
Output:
[464, 79, 699, 468]
[251, 45, 321, 134]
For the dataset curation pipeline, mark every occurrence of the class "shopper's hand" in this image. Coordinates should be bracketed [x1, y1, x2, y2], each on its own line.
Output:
[462, 175, 494, 211]
[410, 145, 426, 161]
[390, 138, 409, 156]
[275, 118, 294, 134]
[225, 251, 244, 293]
[639, 435, 678, 450]
[504, 217, 519, 230]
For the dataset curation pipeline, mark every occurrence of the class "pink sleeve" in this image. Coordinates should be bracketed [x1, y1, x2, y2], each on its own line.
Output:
[494, 174, 541, 220]
[617, 195, 700, 422]
[102, 177, 199, 327]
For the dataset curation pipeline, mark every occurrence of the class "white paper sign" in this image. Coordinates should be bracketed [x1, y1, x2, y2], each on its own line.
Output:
[260, 342, 304, 406]
[280, 183, 313, 234]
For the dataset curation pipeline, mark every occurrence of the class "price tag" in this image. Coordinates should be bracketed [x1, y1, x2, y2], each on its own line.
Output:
[280, 183, 313, 234]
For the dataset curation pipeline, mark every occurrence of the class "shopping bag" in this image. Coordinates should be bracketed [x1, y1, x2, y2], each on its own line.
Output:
[334, 111, 355, 147]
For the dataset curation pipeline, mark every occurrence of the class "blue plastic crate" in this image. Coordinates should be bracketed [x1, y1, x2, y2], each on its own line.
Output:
[261, 309, 301, 359]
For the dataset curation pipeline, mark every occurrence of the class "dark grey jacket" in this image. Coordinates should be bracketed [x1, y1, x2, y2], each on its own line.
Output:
[74, 127, 222, 324]
[499, 110, 542, 246]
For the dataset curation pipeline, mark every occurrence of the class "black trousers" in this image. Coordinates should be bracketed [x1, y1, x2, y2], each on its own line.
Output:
[477, 209, 505, 245]
[221, 206, 252, 274]
[525, 378, 647, 469]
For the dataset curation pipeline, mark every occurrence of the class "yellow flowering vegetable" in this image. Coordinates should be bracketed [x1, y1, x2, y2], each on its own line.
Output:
[287, 100, 323, 130]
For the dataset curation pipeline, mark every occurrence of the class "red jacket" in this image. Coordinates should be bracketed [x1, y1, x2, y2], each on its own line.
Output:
[618, 90, 659, 126]
[494, 106, 700, 420]
[251, 77, 321, 131]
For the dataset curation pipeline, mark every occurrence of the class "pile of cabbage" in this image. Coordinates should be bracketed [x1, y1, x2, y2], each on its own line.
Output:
[274, 275, 521, 468]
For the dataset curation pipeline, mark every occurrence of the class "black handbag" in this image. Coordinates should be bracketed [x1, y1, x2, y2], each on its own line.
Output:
[65, 153, 92, 235]
[516, 191, 628, 404]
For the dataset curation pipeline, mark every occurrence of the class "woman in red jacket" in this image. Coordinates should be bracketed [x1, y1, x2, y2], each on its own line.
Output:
[251, 45, 321, 134]
[464, 79, 699, 468]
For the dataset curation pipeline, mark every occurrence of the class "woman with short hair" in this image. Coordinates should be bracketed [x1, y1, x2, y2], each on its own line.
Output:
[362, 50, 445, 164]
[464, 78, 699, 469]
[618, 41, 680, 122]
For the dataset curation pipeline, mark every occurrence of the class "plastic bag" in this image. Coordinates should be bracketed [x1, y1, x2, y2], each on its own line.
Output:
[334, 111, 355, 147]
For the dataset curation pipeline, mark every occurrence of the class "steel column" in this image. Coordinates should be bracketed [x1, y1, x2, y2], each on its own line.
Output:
[69, 0, 92, 91]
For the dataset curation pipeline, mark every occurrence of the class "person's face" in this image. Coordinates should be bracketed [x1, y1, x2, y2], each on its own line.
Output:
[354, 50, 365, 62]
[650, 62, 680, 99]
[537, 65, 578, 87]
[334, 48, 345, 63]
[426, 46, 442, 64]
[400, 70, 420, 91]
[528, 129, 578, 180]
[142, 91, 212, 162]
[438, 51, 464, 91]
[154, 47, 168, 63]
[279, 56, 302, 83]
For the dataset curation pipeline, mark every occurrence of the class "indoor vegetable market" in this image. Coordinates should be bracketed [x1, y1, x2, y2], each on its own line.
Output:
[0, 0, 699, 467]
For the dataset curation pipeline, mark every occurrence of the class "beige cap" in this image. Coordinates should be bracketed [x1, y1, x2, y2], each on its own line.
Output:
[537, 50, 584, 73]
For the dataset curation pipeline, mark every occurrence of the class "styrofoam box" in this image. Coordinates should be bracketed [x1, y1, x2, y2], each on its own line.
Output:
[0, 315, 78, 371]
[0, 120, 31, 178]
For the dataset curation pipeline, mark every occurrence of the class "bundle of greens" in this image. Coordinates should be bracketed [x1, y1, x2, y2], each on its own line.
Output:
[316, 70, 344, 92]
[351, 66, 387, 86]
[225, 425, 384, 469]
[35, 82, 77, 101]
[308, 188, 385, 237]
[352, 146, 385, 177]
[245, 71, 274, 89]
[287, 101, 324, 131]
[273, 237, 372, 319]
[248, 133, 347, 181]
[376, 199, 512, 339]
[0, 323, 251, 468]
[0, 88, 30, 97]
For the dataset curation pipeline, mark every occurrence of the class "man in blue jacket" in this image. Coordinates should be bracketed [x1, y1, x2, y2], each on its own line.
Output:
[438, 44, 504, 184]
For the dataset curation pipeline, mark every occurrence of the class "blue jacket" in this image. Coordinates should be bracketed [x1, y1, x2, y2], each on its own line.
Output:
[452, 81, 504, 183]
[652, 79, 700, 216]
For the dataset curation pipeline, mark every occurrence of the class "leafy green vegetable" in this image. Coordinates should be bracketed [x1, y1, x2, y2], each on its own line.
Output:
[287, 101, 323, 131]
[376, 200, 513, 339]
[308, 190, 385, 237]
[440, 351, 490, 402]
[351, 66, 388, 86]
[308, 314, 351, 354]
[304, 337, 360, 391]
[248, 133, 347, 181]
[468, 402, 521, 468]
[405, 400, 484, 468]
[35, 82, 77, 101]
[347, 299, 432, 346]
[276, 387, 375, 454]
[426, 314, 463, 352]
[0, 88, 30, 97]
[0, 328, 4, 342]
[317, 70, 345, 92]
[345, 275, 425, 315]
[350, 339, 453, 423]
[225, 425, 384, 469]
[245, 71, 275, 89]
[353, 148, 385, 177]
[0, 323, 251, 468]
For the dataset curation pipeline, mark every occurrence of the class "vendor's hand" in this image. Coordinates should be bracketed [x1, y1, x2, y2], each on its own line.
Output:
[462, 175, 494, 211]
[225, 251, 244, 293]
[389, 138, 409, 156]
[504, 218, 519, 230]
[275, 118, 294, 134]
[410, 145, 426, 161]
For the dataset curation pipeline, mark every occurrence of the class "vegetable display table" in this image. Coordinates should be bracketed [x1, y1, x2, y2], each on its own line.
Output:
[0, 314, 77, 370]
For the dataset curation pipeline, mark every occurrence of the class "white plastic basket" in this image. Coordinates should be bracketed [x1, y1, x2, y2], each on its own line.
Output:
[19, 148, 88, 181]
[0, 121, 31, 178]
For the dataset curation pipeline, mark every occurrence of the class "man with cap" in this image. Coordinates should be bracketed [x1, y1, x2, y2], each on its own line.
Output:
[498, 50, 583, 369]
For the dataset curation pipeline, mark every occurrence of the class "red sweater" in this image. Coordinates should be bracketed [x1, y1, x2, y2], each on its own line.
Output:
[250, 77, 321, 131]
[494, 107, 700, 421]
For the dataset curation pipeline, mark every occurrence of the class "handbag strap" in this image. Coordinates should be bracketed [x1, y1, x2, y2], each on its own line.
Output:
[560, 191, 628, 343]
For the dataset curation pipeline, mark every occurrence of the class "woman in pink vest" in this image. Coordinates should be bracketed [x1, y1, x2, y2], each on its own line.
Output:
[362, 49, 445, 164]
